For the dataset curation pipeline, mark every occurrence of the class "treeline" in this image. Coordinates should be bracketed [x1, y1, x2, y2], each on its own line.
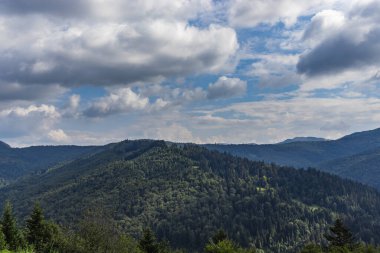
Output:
[300, 219, 380, 253]
[0, 201, 256, 253]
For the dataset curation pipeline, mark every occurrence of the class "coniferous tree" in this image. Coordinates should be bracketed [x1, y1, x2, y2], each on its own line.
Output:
[1, 201, 21, 250]
[26, 202, 46, 251]
[0, 228, 6, 250]
[212, 230, 228, 244]
[139, 228, 169, 253]
[324, 219, 356, 249]
[139, 229, 159, 253]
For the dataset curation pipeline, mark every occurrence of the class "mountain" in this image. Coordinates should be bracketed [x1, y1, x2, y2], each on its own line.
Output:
[0, 143, 103, 185]
[0, 141, 11, 150]
[205, 128, 380, 190]
[320, 147, 380, 190]
[278, 137, 327, 144]
[1, 140, 380, 252]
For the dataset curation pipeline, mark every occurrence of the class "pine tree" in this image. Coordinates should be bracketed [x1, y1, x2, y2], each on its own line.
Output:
[324, 219, 356, 249]
[0, 228, 6, 250]
[26, 202, 46, 251]
[139, 229, 161, 253]
[1, 201, 20, 250]
[211, 229, 228, 244]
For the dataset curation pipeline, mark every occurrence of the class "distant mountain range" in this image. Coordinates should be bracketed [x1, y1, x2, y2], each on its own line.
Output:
[278, 137, 328, 144]
[1, 140, 380, 252]
[0, 143, 102, 186]
[205, 128, 380, 190]
[2, 128, 380, 191]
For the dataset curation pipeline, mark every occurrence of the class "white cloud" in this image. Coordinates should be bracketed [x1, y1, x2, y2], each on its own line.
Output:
[0, 104, 60, 140]
[302, 10, 346, 44]
[0, 104, 59, 118]
[84, 88, 149, 117]
[0, 0, 238, 91]
[228, 0, 343, 28]
[200, 97, 380, 143]
[207, 76, 247, 99]
[48, 129, 70, 143]
[248, 54, 301, 87]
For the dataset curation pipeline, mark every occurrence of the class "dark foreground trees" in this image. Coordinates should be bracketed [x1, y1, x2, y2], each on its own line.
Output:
[2, 202, 380, 253]
[0, 201, 259, 253]
[300, 219, 380, 253]
[324, 219, 357, 250]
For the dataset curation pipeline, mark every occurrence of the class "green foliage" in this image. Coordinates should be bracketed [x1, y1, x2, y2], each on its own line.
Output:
[205, 239, 256, 253]
[65, 210, 142, 253]
[205, 128, 380, 191]
[1, 202, 22, 250]
[212, 230, 228, 244]
[25, 203, 44, 251]
[0, 228, 6, 250]
[325, 219, 357, 250]
[138, 228, 169, 253]
[300, 244, 323, 253]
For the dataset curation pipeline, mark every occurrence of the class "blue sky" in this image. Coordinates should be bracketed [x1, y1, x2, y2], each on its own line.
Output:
[1, 0, 380, 146]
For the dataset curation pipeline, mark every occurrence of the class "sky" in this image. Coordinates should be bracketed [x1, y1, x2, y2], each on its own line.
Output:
[1, 0, 380, 146]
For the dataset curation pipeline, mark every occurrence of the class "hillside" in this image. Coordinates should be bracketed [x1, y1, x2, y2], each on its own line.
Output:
[0, 142, 102, 185]
[205, 128, 380, 190]
[320, 147, 380, 190]
[1, 140, 380, 252]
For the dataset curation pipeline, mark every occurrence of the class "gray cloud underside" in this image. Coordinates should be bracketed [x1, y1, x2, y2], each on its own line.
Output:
[0, 51, 230, 86]
[0, 83, 64, 101]
[0, 0, 89, 17]
[298, 1, 380, 76]
[297, 28, 380, 76]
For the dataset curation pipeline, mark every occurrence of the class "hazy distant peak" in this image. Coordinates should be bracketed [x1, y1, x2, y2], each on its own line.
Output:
[338, 128, 380, 141]
[278, 137, 327, 144]
[0, 141, 11, 149]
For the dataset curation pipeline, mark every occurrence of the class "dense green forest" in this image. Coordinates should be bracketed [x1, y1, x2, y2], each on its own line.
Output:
[204, 128, 380, 190]
[0, 201, 258, 253]
[0, 202, 379, 253]
[1, 140, 380, 252]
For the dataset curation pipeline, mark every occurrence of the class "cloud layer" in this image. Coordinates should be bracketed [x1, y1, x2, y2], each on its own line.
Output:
[1, 0, 380, 146]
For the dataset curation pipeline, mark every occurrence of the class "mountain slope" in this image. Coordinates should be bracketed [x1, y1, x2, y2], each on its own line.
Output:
[1, 140, 380, 252]
[205, 128, 380, 190]
[320, 147, 380, 190]
[0, 143, 103, 184]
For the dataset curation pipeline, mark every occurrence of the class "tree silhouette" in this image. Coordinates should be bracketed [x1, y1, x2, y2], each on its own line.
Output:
[324, 219, 356, 249]
[1, 201, 21, 250]
[26, 203, 45, 250]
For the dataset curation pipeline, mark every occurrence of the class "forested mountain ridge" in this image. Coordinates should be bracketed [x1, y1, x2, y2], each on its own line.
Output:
[1, 140, 380, 252]
[0, 142, 105, 185]
[204, 128, 380, 190]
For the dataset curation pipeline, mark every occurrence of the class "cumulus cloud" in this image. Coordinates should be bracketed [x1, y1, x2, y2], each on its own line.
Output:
[84, 88, 149, 117]
[207, 76, 247, 99]
[48, 129, 70, 143]
[0, 104, 60, 139]
[248, 54, 301, 87]
[0, 0, 238, 92]
[228, 0, 342, 28]
[297, 0, 380, 76]
[62, 94, 81, 117]
[302, 10, 345, 43]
